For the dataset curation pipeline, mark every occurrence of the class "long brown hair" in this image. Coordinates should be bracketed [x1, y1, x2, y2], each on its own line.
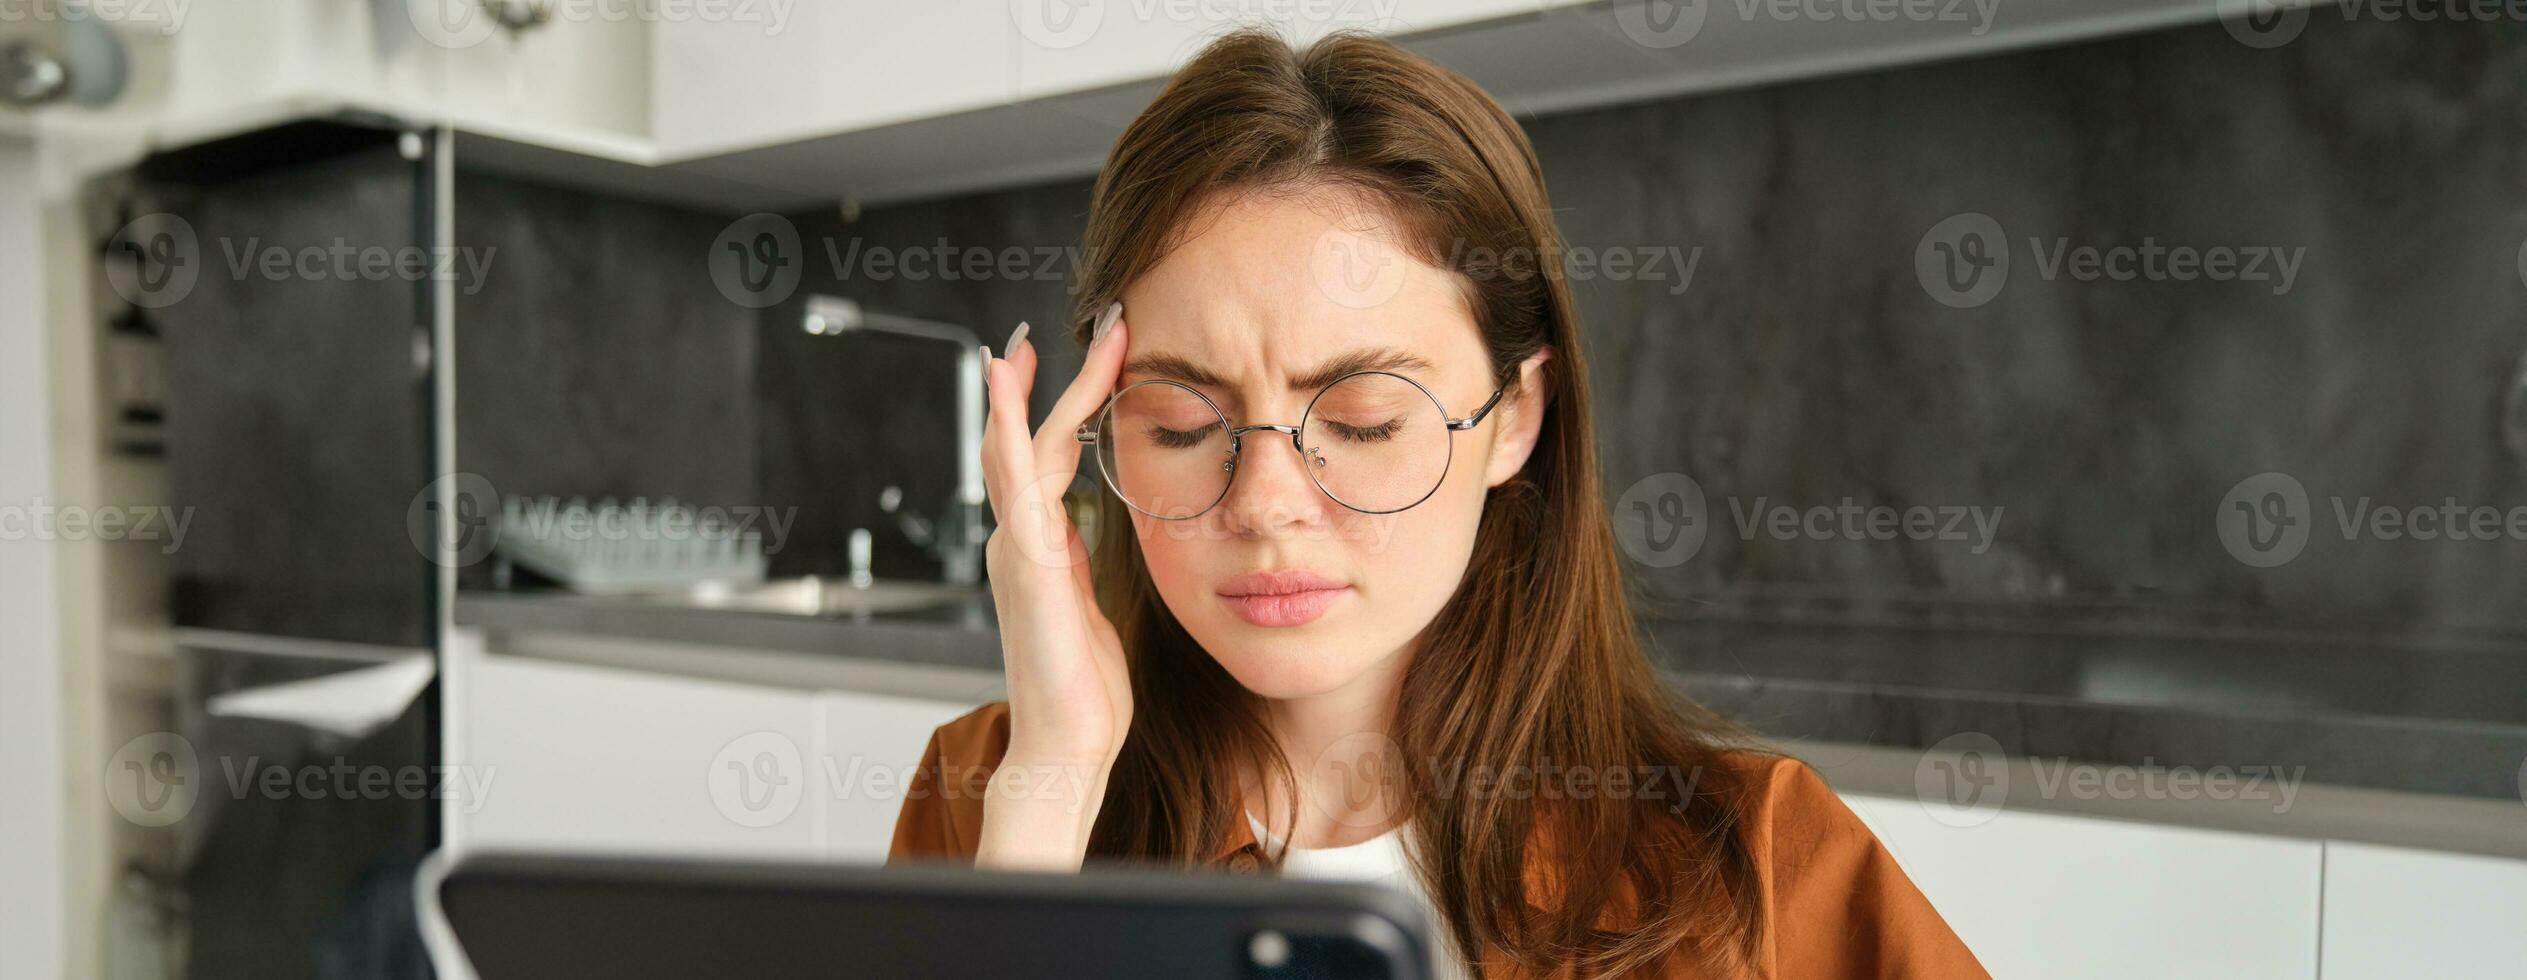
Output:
[1069, 29, 1767, 977]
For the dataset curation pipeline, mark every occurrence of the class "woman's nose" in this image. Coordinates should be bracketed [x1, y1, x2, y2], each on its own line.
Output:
[1219, 428, 1331, 535]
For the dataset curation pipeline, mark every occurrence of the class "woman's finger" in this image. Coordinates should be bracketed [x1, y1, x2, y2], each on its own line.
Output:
[979, 350, 1041, 538]
[1033, 305, 1131, 481]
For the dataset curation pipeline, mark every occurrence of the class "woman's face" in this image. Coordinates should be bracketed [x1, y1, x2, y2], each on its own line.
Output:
[1114, 187, 1546, 701]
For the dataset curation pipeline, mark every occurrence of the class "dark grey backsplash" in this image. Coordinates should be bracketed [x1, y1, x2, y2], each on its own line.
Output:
[755, 182, 1092, 581]
[469, 14, 2527, 640]
[1534, 15, 2527, 639]
[453, 172, 762, 586]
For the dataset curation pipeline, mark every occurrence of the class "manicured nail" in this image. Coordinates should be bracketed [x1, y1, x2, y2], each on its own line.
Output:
[1090, 301, 1122, 348]
[1008, 321, 1031, 354]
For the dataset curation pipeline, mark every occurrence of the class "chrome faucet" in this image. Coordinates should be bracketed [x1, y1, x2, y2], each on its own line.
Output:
[803, 295, 986, 586]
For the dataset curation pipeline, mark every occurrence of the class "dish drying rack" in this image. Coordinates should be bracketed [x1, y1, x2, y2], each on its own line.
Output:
[494, 497, 767, 592]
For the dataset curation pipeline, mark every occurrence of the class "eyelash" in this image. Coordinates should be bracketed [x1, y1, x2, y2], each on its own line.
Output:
[1324, 418, 1402, 443]
[1147, 426, 1212, 449]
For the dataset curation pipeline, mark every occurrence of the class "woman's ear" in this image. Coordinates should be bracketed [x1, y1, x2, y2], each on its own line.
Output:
[1482, 348, 1556, 487]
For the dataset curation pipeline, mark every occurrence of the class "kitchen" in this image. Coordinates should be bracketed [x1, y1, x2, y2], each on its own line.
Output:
[5, 1, 2527, 978]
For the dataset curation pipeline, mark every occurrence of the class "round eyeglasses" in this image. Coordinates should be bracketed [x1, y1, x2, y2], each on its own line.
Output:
[1073, 371, 1506, 520]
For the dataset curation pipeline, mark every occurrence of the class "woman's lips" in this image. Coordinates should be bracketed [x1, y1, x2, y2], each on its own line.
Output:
[1216, 570, 1350, 628]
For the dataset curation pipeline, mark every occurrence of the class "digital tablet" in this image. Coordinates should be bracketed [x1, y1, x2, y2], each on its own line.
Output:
[426, 852, 1435, 979]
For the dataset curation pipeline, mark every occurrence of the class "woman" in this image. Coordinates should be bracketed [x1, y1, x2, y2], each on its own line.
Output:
[890, 28, 1984, 979]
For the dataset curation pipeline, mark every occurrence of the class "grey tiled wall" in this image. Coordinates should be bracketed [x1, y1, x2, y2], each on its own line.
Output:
[478, 14, 2527, 642]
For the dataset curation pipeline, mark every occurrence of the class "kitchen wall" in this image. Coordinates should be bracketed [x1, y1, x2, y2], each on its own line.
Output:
[763, 13, 2527, 642]
[454, 171, 761, 563]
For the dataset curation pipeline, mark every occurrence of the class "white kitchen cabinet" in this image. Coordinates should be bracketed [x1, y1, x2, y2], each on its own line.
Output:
[2319, 841, 2527, 980]
[459, 653, 822, 861]
[816, 690, 981, 863]
[1004, 0, 1549, 106]
[650, 1, 1557, 164]
[650, 4, 1016, 159]
[1843, 794, 2324, 979]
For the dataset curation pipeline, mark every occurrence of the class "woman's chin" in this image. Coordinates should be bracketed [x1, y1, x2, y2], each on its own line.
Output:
[1201, 633, 1385, 701]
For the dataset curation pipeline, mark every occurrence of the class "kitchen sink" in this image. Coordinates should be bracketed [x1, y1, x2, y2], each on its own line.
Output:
[623, 576, 981, 617]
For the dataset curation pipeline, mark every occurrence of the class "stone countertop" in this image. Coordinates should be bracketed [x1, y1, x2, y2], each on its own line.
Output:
[454, 589, 2527, 829]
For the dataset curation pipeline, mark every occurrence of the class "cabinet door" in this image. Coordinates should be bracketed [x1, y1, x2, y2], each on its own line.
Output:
[1843, 794, 2322, 979]
[2320, 841, 2527, 979]
[651, 4, 1015, 157]
[816, 691, 982, 864]
[460, 654, 820, 861]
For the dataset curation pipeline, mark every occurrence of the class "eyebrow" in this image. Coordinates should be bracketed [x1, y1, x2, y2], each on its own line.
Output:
[1121, 347, 1436, 392]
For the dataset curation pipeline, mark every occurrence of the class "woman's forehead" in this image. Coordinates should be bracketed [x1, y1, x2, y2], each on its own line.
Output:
[1121, 188, 1477, 383]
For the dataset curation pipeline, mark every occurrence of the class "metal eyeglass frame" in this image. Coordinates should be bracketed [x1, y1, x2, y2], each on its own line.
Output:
[1074, 369, 1506, 520]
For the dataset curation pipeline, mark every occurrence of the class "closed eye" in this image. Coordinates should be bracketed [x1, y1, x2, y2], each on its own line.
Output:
[1144, 425, 1215, 449]
[1323, 418, 1403, 443]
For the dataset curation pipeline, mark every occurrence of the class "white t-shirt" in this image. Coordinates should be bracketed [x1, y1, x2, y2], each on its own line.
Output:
[1245, 811, 1472, 980]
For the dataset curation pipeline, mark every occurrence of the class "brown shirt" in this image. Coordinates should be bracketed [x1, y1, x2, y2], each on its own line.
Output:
[889, 701, 1989, 979]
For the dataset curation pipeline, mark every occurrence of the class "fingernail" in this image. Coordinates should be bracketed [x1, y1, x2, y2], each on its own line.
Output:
[1090, 301, 1122, 348]
[1008, 321, 1031, 353]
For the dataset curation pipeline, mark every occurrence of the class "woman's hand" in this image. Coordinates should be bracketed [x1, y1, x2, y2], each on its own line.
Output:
[973, 302, 1132, 870]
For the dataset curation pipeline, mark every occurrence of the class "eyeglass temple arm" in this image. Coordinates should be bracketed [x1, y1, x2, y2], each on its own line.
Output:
[1445, 387, 1506, 431]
